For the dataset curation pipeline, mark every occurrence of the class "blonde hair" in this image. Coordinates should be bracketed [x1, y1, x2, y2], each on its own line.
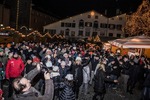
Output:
[98, 63, 106, 72]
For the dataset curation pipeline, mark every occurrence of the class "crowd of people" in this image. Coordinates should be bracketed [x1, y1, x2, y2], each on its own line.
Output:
[0, 41, 149, 100]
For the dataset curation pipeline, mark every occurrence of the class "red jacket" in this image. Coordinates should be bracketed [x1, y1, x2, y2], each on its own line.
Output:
[6, 58, 25, 79]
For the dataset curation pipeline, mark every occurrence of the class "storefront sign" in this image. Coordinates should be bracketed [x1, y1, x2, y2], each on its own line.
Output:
[0, 33, 9, 36]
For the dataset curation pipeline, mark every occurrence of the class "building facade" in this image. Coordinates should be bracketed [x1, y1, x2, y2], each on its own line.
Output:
[30, 9, 58, 32]
[44, 10, 128, 38]
[5, 0, 32, 30]
[2, 0, 58, 32]
[0, 4, 10, 26]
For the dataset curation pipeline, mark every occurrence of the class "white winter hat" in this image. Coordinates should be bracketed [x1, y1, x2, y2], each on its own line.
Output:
[75, 57, 82, 61]
[61, 61, 66, 66]
[65, 74, 73, 81]
[53, 66, 59, 71]
[73, 47, 76, 50]
[46, 49, 51, 53]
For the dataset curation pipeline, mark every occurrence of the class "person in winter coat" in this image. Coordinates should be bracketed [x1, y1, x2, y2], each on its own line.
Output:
[0, 48, 8, 88]
[72, 56, 90, 99]
[93, 63, 118, 100]
[13, 63, 54, 100]
[43, 55, 53, 70]
[109, 57, 122, 89]
[121, 56, 130, 93]
[0, 61, 5, 89]
[90, 54, 100, 85]
[6, 51, 25, 97]
[81, 64, 90, 96]
[51, 66, 60, 100]
[59, 74, 75, 100]
[39, 48, 52, 62]
[24, 58, 34, 74]
[0, 48, 8, 69]
[59, 61, 71, 82]
[63, 53, 72, 67]
[141, 64, 150, 100]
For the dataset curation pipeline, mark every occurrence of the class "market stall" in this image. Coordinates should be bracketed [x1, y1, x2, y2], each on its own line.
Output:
[108, 35, 150, 58]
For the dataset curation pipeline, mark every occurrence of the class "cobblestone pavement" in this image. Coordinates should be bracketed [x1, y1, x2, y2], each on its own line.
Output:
[3, 81, 141, 100]
[78, 85, 141, 100]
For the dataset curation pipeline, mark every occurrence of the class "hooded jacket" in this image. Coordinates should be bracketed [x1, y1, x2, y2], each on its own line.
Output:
[6, 57, 25, 79]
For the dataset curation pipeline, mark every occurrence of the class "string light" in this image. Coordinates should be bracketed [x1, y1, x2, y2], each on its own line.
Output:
[16, 0, 20, 30]
[123, 0, 150, 36]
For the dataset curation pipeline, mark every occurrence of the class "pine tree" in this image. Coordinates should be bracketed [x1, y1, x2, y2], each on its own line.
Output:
[124, 0, 150, 36]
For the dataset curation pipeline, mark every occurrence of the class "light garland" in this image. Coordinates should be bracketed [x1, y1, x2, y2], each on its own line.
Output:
[0, 26, 65, 40]
[123, 0, 150, 36]
[16, 0, 20, 30]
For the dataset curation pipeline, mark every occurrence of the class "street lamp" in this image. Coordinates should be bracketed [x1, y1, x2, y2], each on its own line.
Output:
[0, 24, 3, 27]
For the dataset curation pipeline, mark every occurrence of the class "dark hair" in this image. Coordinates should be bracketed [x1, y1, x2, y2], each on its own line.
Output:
[13, 77, 27, 94]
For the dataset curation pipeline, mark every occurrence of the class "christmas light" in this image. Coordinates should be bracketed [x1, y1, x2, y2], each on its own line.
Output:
[123, 0, 150, 36]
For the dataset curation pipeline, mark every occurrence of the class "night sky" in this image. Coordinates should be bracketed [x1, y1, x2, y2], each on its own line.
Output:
[0, 0, 146, 19]
[32, 0, 144, 18]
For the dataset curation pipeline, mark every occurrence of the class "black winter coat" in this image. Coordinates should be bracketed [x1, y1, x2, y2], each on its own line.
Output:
[91, 58, 99, 71]
[94, 69, 114, 93]
[122, 61, 130, 75]
[143, 70, 150, 88]
[72, 60, 90, 86]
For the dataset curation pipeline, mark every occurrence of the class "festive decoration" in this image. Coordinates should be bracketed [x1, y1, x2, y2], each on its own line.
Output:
[0, 25, 65, 43]
[123, 0, 150, 36]
[42, 32, 52, 38]
[27, 31, 43, 37]
[87, 37, 92, 41]
[52, 34, 59, 38]
[93, 35, 101, 42]
[58, 35, 64, 39]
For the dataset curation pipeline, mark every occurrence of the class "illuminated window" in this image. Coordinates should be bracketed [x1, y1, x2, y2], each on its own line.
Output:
[85, 22, 92, 27]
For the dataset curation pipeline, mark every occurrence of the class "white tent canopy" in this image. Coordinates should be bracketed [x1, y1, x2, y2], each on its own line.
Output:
[109, 35, 150, 48]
